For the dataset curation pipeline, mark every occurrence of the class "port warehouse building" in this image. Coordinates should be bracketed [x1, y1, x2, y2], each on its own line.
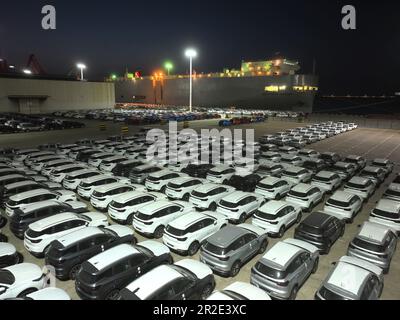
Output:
[0, 75, 115, 114]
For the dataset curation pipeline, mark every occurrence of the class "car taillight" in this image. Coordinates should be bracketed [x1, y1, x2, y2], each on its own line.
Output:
[218, 256, 230, 261]
[177, 237, 188, 242]
[276, 280, 290, 287]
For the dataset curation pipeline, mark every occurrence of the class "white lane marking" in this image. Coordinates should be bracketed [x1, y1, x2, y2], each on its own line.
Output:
[386, 142, 400, 159]
[362, 134, 395, 157]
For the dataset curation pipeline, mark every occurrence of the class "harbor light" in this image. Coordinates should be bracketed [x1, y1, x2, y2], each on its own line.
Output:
[185, 48, 197, 112]
[77, 63, 87, 81]
[164, 62, 174, 76]
[23, 69, 32, 75]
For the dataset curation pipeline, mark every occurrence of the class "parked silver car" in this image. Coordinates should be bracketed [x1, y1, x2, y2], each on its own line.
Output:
[347, 222, 397, 273]
[199, 224, 268, 277]
[251, 238, 319, 300]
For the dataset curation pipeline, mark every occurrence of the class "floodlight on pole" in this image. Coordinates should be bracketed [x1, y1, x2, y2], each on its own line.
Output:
[164, 62, 173, 76]
[185, 49, 197, 112]
[77, 63, 87, 81]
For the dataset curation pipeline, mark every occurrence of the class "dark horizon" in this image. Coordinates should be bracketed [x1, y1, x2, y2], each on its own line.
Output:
[1, 0, 399, 95]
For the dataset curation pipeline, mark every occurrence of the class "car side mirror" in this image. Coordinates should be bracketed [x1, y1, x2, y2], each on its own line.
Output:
[331, 262, 337, 266]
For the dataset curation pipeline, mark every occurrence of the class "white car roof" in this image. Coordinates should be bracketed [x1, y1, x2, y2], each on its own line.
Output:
[291, 183, 314, 193]
[113, 191, 154, 203]
[362, 166, 383, 173]
[4, 180, 37, 190]
[94, 182, 130, 193]
[372, 158, 389, 164]
[148, 169, 177, 178]
[52, 164, 82, 172]
[67, 169, 99, 178]
[330, 191, 355, 202]
[0, 243, 16, 256]
[259, 176, 281, 184]
[209, 282, 271, 300]
[29, 212, 80, 231]
[358, 222, 392, 243]
[88, 244, 140, 271]
[125, 265, 182, 299]
[348, 176, 371, 185]
[221, 191, 253, 203]
[9, 188, 52, 201]
[262, 241, 304, 267]
[57, 226, 104, 247]
[169, 176, 200, 185]
[169, 211, 220, 229]
[376, 199, 400, 212]
[26, 287, 70, 300]
[283, 166, 304, 173]
[82, 174, 114, 184]
[315, 171, 336, 179]
[139, 200, 186, 215]
[258, 200, 288, 214]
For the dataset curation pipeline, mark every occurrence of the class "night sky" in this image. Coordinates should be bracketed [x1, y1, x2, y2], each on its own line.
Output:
[1, 0, 399, 95]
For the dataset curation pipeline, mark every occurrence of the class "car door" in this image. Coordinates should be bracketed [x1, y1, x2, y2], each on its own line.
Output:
[173, 277, 198, 300]
[243, 233, 259, 260]
[198, 218, 216, 242]
[298, 251, 313, 282]
[286, 205, 297, 224]
[360, 276, 375, 300]
[324, 220, 337, 243]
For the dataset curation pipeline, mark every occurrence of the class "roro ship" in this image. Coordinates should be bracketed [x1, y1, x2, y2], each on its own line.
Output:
[114, 57, 319, 113]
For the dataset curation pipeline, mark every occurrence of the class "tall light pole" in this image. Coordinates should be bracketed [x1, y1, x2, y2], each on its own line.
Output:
[185, 48, 197, 112]
[77, 63, 86, 81]
[164, 62, 173, 76]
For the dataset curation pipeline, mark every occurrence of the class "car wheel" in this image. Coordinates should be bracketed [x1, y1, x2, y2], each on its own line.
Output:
[325, 241, 332, 254]
[230, 261, 241, 277]
[188, 241, 200, 256]
[183, 193, 190, 201]
[0, 217, 7, 229]
[220, 224, 227, 230]
[18, 288, 38, 298]
[126, 214, 134, 225]
[289, 285, 298, 300]
[209, 202, 217, 211]
[276, 193, 281, 200]
[69, 264, 82, 280]
[43, 245, 51, 257]
[296, 213, 302, 223]
[340, 226, 345, 237]
[378, 283, 384, 297]
[154, 226, 165, 239]
[0, 234, 7, 242]
[105, 289, 120, 300]
[258, 240, 268, 254]
[161, 186, 167, 193]
[278, 226, 285, 238]
[238, 213, 246, 224]
[312, 257, 319, 274]
[200, 284, 214, 300]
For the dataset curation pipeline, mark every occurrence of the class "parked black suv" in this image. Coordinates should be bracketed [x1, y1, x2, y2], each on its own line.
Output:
[181, 164, 215, 178]
[112, 160, 144, 177]
[302, 159, 328, 174]
[76, 149, 102, 162]
[10, 201, 88, 239]
[294, 211, 345, 254]
[227, 174, 262, 192]
[45, 226, 136, 281]
[75, 242, 172, 300]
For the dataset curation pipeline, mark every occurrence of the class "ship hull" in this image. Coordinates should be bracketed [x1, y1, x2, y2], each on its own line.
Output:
[115, 74, 319, 113]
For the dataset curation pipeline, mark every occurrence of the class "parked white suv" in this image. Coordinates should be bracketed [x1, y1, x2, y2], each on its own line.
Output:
[133, 200, 195, 238]
[165, 177, 204, 201]
[206, 165, 236, 184]
[281, 166, 312, 184]
[311, 171, 342, 193]
[163, 211, 228, 256]
[343, 176, 376, 201]
[285, 183, 325, 212]
[77, 175, 132, 200]
[252, 200, 302, 238]
[216, 191, 265, 224]
[90, 183, 135, 211]
[369, 199, 400, 234]
[62, 169, 101, 191]
[323, 191, 363, 223]
[24, 212, 109, 257]
[49, 164, 88, 183]
[145, 170, 187, 193]
[5, 189, 76, 217]
[189, 183, 236, 211]
[0, 263, 47, 299]
[108, 191, 167, 224]
[255, 176, 292, 200]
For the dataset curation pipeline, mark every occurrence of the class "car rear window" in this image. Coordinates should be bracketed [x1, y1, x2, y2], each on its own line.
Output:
[352, 238, 385, 253]
[385, 189, 400, 197]
[289, 190, 308, 198]
[203, 242, 226, 256]
[191, 190, 208, 198]
[219, 200, 238, 208]
[165, 225, 186, 237]
[298, 223, 323, 235]
[254, 261, 287, 279]
[318, 286, 348, 300]
[327, 199, 349, 207]
[0, 270, 15, 285]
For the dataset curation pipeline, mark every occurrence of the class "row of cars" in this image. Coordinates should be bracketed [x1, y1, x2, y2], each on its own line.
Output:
[0, 113, 85, 134]
[0, 122, 398, 300]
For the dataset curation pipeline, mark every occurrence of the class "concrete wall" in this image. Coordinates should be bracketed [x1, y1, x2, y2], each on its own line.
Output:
[0, 78, 115, 114]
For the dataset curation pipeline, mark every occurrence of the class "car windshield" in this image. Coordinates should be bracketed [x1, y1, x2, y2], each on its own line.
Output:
[135, 212, 153, 221]
[0, 270, 15, 285]
[372, 162, 386, 167]
[258, 182, 275, 189]
[219, 200, 238, 208]
[314, 176, 331, 182]
[254, 261, 286, 279]
[361, 170, 378, 178]
[298, 223, 323, 235]
[318, 286, 348, 300]
[352, 238, 385, 253]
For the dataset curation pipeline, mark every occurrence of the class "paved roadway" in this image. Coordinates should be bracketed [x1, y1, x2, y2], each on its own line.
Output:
[0, 118, 399, 300]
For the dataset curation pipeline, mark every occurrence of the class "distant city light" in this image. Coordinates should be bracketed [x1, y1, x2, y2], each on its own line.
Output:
[164, 61, 174, 75]
[23, 69, 32, 75]
[111, 74, 117, 80]
[9, 65, 15, 69]
[77, 63, 87, 81]
[185, 48, 197, 112]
